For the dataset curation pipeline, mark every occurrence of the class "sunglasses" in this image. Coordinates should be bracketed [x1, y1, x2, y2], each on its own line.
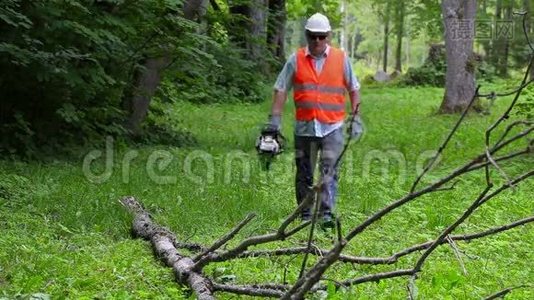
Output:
[307, 34, 328, 41]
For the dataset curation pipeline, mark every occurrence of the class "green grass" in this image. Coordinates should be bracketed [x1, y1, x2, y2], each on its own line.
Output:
[1, 85, 533, 299]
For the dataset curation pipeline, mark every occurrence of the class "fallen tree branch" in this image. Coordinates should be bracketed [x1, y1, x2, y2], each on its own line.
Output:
[335, 269, 415, 289]
[484, 285, 529, 300]
[212, 283, 287, 298]
[193, 213, 256, 262]
[120, 196, 215, 300]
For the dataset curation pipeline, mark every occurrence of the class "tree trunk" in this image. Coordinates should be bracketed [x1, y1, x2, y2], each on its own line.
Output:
[491, 0, 503, 73]
[340, 0, 348, 51]
[383, 0, 391, 72]
[394, 0, 405, 73]
[125, 57, 170, 135]
[228, 1, 253, 52]
[124, 0, 209, 135]
[267, 0, 286, 65]
[525, 0, 534, 79]
[440, 0, 477, 113]
[250, 0, 267, 62]
[499, 3, 512, 77]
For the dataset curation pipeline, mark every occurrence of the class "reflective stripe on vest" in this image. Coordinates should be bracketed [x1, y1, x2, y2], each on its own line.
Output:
[293, 47, 347, 123]
[294, 83, 346, 95]
[295, 100, 345, 112]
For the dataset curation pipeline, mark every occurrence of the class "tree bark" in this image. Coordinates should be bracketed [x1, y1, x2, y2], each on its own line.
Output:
[340, 0, 348, 51]
[229, 0, 268, 65]
[491, 0, 503, 73]
[125, 57, 171, 135]
[499, 3, 512, 77]
[394, 0, 405, 73]
[524, 0, 534, 79]
[124, 0, 209, 136]
[267, 0, 286, 65]
[120, 196, 216, 300]
[250, 0, 267, 62]
[440, 0, 477, 113]
[383, 0, 391, 72]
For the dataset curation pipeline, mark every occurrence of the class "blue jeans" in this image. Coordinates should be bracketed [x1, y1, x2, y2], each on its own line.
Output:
[294, 128, 344, 219]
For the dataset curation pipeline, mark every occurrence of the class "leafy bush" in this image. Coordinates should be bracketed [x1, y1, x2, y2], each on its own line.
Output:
[399, 44, 446, 86]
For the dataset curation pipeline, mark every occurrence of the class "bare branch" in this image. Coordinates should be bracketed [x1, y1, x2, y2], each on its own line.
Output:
[485, 148, 513, 186]
[453, 216, 534, 241]
[410, 86, 481, 193]
[193, 211, 312, 270]
[517, 11, 534, 52]
[494, 121, 533, 148]
[483, 54, 534, 182]
[282, 242, 345, 300]
[414, 170, 533, 274]
[466, 148, 530, 172]
[446, 236, 467, 275]
[193, 213, 256, 262]
[484, 285, 529, 300]
[413, 185, 492, 273]
[299, 188, 322, 279]
[230, 247, 393, 264]
[212, 283, 286, 298]
[335, 269, 415, 288]
[478, 78, 534, 98]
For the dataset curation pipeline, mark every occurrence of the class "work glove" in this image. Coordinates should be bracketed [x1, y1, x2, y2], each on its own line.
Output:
[347, 114, 364, 141]
[264, 114, 281, 133]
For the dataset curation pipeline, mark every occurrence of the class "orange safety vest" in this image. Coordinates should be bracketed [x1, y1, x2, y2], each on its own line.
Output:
[293, 47, 347, 123]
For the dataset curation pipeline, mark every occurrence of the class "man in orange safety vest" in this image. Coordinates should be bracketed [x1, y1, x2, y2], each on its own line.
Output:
[265, 13, 363, 229]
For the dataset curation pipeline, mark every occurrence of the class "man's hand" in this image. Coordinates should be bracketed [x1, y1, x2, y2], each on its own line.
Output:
[347, 114, 364, 140]
[265, 114, 281, 132]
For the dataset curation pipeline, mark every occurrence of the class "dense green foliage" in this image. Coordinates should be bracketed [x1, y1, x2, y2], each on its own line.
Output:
[0, 0, 267, 156]
[400, 44, 446, 86]
[1, 86, 532, 299]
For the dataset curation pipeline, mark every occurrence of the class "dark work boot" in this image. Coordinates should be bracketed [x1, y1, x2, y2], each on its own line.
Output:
[321, 213, 335, 230]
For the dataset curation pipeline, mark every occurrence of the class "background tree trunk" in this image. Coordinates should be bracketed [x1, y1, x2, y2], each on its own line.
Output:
[394, 0, 405, 73]
[524, 0, 534, 79]
[229, 0, 268, 63]
[250, 0, 268, 62]
[267, 0, 286, 66]
[124, 0, 209, 136]
[340, 0, 348, 51]
[440, 0, 477, 113]
[491, 0, 503, 73]
[499, 2, 512, 77]
[382, 0, 391, 72]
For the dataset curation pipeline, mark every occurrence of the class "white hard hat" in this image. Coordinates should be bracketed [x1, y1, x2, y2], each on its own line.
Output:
[305, 13, 331, 33]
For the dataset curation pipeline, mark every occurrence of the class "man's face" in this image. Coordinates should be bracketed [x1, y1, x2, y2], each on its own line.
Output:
[306, 31, 329, 56]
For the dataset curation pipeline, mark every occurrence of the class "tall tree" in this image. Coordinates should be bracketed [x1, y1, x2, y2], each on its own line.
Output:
[228, 0, 268, 61]
[250, 0, 268, 61]
[440, 0, 477, 113]
[394, 0, 406, 72]
[267, 0, 287, 65]
[125, 0, 209, 135]
[382, 0, 392, 72]
[524, 0, 534, 79]
[499, 1, 512, 77]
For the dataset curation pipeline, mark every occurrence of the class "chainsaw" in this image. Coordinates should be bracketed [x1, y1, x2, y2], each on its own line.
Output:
[255, 127, 285, 171]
